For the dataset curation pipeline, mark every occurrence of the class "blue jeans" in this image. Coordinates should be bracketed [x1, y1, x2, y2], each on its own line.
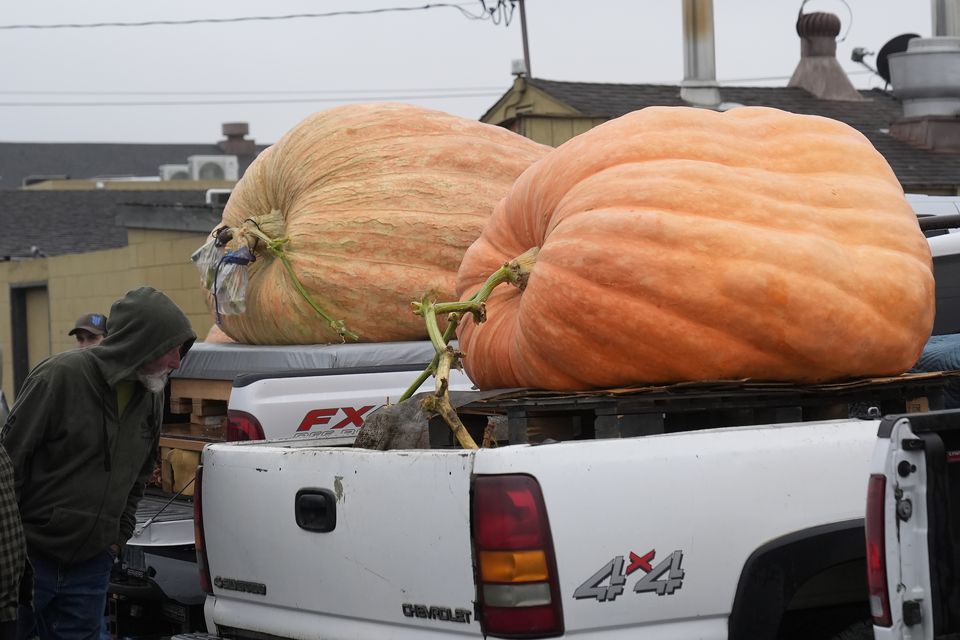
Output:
[17, 549, 114, 640]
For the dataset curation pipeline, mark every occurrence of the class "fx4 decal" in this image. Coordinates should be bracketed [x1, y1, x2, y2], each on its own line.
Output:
[297, 406, 375, 432]
[573, 549, 685, 602]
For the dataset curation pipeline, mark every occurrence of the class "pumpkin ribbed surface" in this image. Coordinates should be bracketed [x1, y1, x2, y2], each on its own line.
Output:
[456, 106, 935, 390]
[211, 103, 549, 344]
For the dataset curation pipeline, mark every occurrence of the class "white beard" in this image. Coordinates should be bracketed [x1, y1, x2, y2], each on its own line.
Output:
[137, 370, 171, 393]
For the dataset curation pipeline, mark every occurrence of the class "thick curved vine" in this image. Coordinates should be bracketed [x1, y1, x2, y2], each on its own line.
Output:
[233, 221, 359, 342]
[403, 247, 540, 449]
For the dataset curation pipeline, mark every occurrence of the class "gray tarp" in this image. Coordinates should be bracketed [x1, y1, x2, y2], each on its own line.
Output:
[172, 340, 452, 381]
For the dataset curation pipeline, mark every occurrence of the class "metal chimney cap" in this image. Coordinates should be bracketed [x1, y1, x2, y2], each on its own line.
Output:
[906, 36, 960, 52]
[796, 12, 841, 38]
[222, 122, 250, 137]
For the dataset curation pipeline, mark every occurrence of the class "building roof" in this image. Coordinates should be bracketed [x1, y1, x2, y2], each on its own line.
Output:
[0, 142, 269, 190]
[493, 78, 960, 192]
[0, 189, 219, 259]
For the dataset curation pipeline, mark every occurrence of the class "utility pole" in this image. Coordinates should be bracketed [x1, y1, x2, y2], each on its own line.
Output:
[518, 0, 532, 77]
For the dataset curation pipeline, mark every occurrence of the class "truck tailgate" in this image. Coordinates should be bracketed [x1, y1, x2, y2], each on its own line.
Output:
[201, 440, 481, 638]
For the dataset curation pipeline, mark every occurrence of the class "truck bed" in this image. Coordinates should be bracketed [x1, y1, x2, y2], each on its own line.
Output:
[198, 372, 958, 639]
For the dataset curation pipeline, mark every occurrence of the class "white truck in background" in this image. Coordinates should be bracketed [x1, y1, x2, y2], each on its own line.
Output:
[182, 341, 474, 442]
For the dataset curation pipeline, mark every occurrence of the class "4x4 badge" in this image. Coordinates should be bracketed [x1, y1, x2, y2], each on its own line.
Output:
[573, 549, 685, 602]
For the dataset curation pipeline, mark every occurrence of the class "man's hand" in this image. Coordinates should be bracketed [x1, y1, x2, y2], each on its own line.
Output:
[110, 543, 122, 558]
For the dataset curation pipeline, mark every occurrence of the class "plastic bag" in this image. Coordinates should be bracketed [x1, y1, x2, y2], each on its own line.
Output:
[213, 246, 256, 317]
[191, 238, 225, 291]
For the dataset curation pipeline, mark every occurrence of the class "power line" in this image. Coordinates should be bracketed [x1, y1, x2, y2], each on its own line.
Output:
[0, 92, 503, 108]
[0, 71, 882, 105]
[0, 3, 487, 30]
[0, 72, 877, 97]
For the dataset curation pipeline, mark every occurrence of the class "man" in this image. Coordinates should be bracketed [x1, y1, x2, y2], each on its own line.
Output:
[68, 313, 108, 348]
[0, 446, 28, 640]
[65, 311, 110, 638]
[1, 287, 195, 640]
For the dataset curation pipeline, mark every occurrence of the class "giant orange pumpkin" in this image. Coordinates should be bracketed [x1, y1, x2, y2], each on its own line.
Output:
[456, 106, 935, 390]
[208, 103, 549, 344]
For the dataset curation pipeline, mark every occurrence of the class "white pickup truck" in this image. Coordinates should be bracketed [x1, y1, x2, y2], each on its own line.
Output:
[194, 376, 953, 640]
[156, 195, 960, 639]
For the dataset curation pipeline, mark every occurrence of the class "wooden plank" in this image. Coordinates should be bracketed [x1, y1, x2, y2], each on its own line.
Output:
[169, 398, 192, 415]
[159, 436, 212, 452]
[161, 422, 226, 441]
[191, 414, 227, 427]
[192, 398, 227, 416]
[170, 378, 232, 402]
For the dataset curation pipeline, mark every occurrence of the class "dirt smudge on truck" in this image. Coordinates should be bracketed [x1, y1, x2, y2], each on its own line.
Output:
[334, 475, 345, 503]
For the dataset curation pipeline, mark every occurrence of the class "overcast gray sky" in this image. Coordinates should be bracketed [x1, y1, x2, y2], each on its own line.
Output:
[0, 1, 932, 145]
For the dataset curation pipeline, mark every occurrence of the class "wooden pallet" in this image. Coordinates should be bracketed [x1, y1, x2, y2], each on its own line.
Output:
[428, 372, 955, 447]
[166, 378, 232, 440]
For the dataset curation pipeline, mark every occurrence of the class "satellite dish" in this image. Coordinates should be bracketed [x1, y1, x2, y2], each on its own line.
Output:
[877, 33, 920, 84]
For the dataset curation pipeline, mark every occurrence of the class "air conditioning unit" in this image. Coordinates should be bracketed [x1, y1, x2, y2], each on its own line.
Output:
[188, 155, 239, 181]
[159, 164, 191, 181]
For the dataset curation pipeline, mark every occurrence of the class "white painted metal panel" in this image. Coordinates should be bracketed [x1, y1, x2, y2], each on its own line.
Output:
[202, 442, 481, 636]
[473, 419, 879, 636]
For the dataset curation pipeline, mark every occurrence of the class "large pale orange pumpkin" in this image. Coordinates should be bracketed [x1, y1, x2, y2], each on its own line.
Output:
[208, 103, 549, 344]
[456, 106, 935, 390]
[204, 323, 235, 344]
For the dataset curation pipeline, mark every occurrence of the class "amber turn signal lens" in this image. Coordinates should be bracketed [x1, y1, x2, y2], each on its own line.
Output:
[479, 550, 549, 583]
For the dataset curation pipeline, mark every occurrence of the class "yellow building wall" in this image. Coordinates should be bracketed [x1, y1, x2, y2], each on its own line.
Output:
[25, 288, 51, 372]
[518, 116, 610, 147]
[0, 228, 215, 402]
[481, 78, 609, 147]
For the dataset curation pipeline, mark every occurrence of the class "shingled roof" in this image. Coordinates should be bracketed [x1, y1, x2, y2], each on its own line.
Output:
[491, 78, 960, 193]
[0, 141, 269, 190]
[0, 189, 218, 259]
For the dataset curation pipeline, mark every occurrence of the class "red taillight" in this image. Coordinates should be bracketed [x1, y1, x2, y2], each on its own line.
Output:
[227, 410, 265, 442]
[472, 474, 564, 638]
[866, 473, 891, 627]
[193, 464, 212, 593]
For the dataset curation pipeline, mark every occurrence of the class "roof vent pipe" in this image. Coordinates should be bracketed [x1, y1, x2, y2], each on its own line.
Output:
[932, 0, 960, 36]
[680, 0, 722, 107]
[889, 37, 960, 118]
[218, 122, 256, 156]
[787, 11, 863, 101]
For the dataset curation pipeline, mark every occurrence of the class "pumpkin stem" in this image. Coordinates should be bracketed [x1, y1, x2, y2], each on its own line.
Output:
[238, 223, 360, 342]
[399, 310, 460, 403]
[400, 247, 540, 449]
